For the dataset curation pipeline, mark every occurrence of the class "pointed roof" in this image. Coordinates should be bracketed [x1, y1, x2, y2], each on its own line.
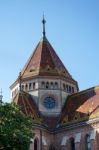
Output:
[21, 36, 73, 80]
[21, 17, 76, 83]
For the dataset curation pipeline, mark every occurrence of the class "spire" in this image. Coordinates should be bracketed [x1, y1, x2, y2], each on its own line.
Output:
[42, 14, 46, 37]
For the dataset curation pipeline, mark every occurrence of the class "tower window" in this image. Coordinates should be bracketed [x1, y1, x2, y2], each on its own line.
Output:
[41, 81, 45, 88]
[50, 82, 54, 89]
[33, 82, 35, 89]
[69, 86, 71, 93]
[25, 84, 28, 91]
[29, 83, 32, 90]
[66, 85, 69, 92]
[46, 82, 49, 89]
[63, 83, 65, 90]
[21, 85, 24, 91]
[72, 87, 74, 93]
[55, 82, 58, 89]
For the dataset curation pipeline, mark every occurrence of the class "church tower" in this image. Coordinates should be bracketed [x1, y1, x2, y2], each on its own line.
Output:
[10, 17, 78, 116]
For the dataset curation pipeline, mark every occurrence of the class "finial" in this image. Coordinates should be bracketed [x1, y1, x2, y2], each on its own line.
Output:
[18, 71, 22, 91]
[0, 89, 3, 102]
[42, 14, 46, 37]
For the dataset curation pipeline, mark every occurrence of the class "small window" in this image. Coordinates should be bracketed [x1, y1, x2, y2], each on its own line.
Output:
[41, 81, 45, 88]
[25, 84, 28, 91]
[72, 87, 74, 93]
[66, 85, 69, 92]
[69, 86, 71, 93]
[33, 82, 35, 89]
[46, 82, 49, 89]
[55, 82, 58, 89]
[29, 83, 32, 90]
[85, 134, 91, 150]
[63, 83, 65, 90]
[21, 85, 24, 91]
[50, 82, 54, 89]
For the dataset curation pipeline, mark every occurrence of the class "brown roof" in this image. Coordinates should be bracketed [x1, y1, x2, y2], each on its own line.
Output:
[13, 91, 59, 130]
[21, 36, 75, 83]
[59, 86, 99, 127]
[13, 86, 99, 131]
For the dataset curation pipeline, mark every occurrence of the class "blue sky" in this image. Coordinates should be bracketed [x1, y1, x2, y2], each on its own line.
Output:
[0, 0, 99, 102]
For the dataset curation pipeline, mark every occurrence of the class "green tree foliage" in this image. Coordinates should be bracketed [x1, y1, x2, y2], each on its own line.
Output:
[0, 101, 34, 150]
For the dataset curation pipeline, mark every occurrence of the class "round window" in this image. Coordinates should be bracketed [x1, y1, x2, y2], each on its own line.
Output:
[43, 96, 55, 109]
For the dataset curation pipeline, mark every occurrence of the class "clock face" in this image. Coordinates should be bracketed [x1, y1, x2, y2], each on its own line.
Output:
[43, 96, 55, 109]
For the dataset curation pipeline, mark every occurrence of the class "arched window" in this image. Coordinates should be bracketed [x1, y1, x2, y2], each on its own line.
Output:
[41, 81, 45, 88]
[33, 82, 35, 89]
[25, 84, 28, 91]
[46, 82, 49, 89]
[70, 137, 75, 150]
[50, 82, 54, 89]
[54, 82, 58, 89]
[69, 86, 71, 93]
[63, 83, 65, 90]
[85, 134, 91, 150]
[34, 138, 38, 150]
[29, 83, 31, 90]
[21, 85, 24, 91]
[72, 87, 74, 93]
[66, 85, 69, 92]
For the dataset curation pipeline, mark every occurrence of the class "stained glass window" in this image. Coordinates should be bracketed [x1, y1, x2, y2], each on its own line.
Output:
[44, 96, 55, 109]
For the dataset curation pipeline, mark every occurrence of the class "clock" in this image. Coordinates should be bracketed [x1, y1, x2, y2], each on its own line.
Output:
[43, 96, 55, 109]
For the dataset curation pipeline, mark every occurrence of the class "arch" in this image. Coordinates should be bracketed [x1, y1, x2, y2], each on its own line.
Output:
[85, 134, 91, 150]
[34, 138, 39, 150]
[70, 137, 75, 150]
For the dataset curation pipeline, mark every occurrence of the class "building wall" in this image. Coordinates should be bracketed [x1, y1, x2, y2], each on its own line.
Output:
[30, 121, 99, 150]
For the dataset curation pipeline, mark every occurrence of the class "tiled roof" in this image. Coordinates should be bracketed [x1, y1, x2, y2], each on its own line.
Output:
[13, 86, 99, 131]
[13, 91, 59, 130]
[21, 36, 75, 83]
[59, 86, 99, 127]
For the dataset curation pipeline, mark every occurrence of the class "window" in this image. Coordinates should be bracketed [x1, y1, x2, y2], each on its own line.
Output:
[69, 86, 71, 93]
[33, 82, 35, 89]
[41, 81, 45, 88]
[72, 87, 74, 93]
[55, 82, 58, 89]
[63, 83, 65, 90]
[43, 96, 56, 109]
[25, 84, 28, 91]
[66, 85, 69, 92]
[70, 137, 75, 150]
[86, 134, 91, 150]
[21, 85, 24, 91]
[29, 83, 32, 90]
[50, 82, 54, 89]
[34, 138, 38, 150]
[46, 82, 49, 89]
